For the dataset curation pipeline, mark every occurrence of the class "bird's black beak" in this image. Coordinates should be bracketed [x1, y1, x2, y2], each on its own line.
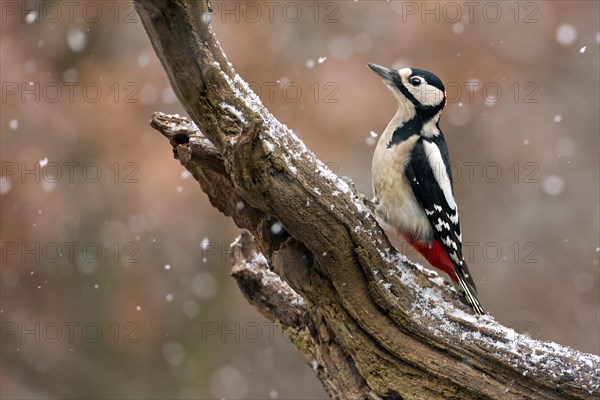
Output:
[367, 63, 398, 83]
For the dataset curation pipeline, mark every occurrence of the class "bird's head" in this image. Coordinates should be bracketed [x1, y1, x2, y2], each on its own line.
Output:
[367, 63, 446, 112]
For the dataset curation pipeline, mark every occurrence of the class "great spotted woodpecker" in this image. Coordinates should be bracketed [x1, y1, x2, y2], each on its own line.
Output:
[368, 63, 485, 315]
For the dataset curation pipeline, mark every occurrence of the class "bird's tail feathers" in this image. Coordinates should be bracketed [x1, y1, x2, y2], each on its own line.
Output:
[456, 271, 486, 315]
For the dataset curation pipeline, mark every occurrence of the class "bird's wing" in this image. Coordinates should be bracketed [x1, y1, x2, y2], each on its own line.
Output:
[404, 136, 478, 290]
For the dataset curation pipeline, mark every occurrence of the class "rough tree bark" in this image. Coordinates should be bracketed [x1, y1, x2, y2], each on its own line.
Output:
[133, 1, 599, 399]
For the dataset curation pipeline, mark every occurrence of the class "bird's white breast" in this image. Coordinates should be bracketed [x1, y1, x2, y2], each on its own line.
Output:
[371, 115, 433, 242]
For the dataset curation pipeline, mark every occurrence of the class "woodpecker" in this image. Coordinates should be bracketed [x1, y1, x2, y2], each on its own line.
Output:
[368, 63, 485, 315]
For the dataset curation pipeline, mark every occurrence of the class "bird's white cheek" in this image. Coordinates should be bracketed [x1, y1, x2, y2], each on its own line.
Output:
[415, 85, 445, 107]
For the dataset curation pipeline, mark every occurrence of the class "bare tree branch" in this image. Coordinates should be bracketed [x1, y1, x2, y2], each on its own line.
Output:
[135, 1, 600, 399]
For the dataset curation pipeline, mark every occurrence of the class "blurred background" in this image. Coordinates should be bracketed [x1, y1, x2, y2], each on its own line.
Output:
[1, 1, 598, 398]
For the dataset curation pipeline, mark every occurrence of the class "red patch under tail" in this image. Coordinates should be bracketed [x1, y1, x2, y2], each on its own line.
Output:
[402, 234, 458, 282]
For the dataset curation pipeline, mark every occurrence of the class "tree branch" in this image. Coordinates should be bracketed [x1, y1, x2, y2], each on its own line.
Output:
[135, 1, 599, 399]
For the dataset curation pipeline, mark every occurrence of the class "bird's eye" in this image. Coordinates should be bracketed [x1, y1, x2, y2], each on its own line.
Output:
[410, 77, 423, 86]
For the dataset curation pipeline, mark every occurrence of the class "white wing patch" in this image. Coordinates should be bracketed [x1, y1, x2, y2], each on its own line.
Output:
[450, 252, 461, 264]
[422, 141, 457, 210]
[446, 211, 459, 225]
[442, 236, 458, 250]
[434, 218, 450, 232]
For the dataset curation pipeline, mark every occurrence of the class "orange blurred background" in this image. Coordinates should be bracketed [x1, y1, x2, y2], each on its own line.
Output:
[1, 1, 598, 398]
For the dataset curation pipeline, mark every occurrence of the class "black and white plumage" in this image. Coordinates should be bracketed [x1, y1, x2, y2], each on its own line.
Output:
[368, 63, 485, 315]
